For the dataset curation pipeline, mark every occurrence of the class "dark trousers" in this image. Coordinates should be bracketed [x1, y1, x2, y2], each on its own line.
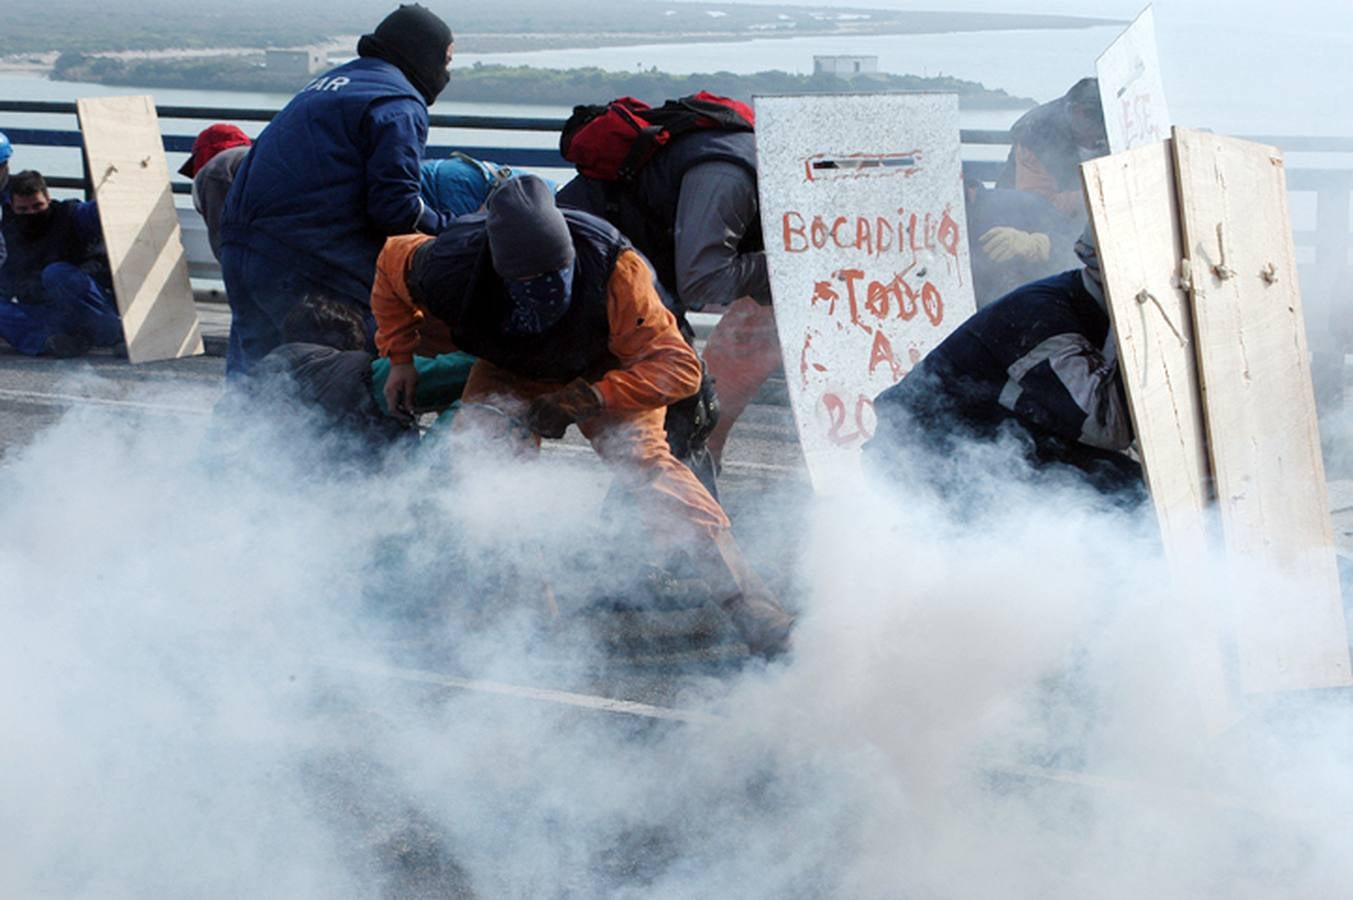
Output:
[221, 245, 373, 377]
[0, 263, 122, 356]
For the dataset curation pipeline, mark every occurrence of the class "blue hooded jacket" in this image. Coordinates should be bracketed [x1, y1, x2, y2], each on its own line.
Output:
[220, 57, 451, 305]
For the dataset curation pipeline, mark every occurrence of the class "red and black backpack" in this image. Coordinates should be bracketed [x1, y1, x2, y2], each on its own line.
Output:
[559, 91, 755, 184]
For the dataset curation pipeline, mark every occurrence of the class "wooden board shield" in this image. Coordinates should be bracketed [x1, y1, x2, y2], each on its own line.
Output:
[1173, 126, 1351, 693]
[1096, 5, 1173, 154]
[755, 93, 977, 492]
[77, 95, 204, 363]
[1082, 141, 1211, 572]
[1082, 142, 1236, 730]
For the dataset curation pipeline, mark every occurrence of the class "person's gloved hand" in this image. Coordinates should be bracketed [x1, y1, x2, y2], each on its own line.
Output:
[979, 226, 1052, 263]
[525, 377, 602, 439]
[382, 361, 419, 422]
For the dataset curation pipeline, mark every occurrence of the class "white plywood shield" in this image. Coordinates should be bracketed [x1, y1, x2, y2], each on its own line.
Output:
[1083, 144, 1236, 730]
[1096, 5, 1173, 153]
[1173, 127, 1351, 693]
[77, 95, 204, 363]
[755, 93, 976, 492]
[1082, 143, 1211, 572]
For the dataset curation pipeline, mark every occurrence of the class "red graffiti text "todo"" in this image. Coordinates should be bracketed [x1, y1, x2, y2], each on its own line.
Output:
[811, 262, 944, 333]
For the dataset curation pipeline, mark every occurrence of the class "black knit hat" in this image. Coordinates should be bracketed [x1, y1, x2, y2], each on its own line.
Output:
[358, 4, 453, 105]
[1066, 76, 1101, 112]
[486, 176, 576, 280]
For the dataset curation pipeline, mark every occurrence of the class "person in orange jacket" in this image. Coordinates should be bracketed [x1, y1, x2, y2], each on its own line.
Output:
[370, 175, 793, 656]
[997, 77, 1108, 220]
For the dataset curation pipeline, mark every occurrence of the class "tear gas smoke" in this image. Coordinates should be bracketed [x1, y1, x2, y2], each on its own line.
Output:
[2, 371, 1353, 898]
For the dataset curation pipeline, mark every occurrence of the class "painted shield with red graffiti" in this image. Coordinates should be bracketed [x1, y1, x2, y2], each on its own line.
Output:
[755, 92, 977, 492]
[1096, 5, 1173, 153]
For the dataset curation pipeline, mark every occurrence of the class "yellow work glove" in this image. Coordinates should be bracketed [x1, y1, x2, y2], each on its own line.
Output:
[979, 226, 1052, 263]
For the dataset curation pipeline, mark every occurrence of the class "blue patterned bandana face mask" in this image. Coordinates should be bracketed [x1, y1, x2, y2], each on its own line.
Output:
[503, 263, 575, 335]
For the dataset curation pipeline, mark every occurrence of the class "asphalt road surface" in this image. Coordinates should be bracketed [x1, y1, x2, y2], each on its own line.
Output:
[0, 339, 814, 673]
[0, 341, 808, 503]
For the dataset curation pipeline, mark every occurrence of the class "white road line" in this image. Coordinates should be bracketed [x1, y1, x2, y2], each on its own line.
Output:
[544, 439, 801, 475]
[721, 457, 803, 475]
[0, 387, 802, 475]
[313, 656, 722, 725]
[0, 387, 212, 416]
[985, 761, 1283, 819]
[316, 659, 1284, 818]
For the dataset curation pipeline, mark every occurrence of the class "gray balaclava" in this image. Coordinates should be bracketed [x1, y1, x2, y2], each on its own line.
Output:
[486, 174, 575, 280]
[1073, 223, 1105, 307]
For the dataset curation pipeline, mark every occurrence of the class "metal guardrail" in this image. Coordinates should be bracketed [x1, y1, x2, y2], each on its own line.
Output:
[0, 100, 1015, 195]
[2, 99, 1350, 320]
[1, 100, 579, 194]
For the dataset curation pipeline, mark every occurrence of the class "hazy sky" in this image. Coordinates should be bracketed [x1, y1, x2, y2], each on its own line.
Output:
[444, 0, 1351, 135]
[672, 0, 1352, 136]
[758, 0, 1349, 20]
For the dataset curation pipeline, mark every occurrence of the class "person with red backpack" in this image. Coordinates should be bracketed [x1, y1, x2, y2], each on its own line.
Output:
[555, 93, 777, 472]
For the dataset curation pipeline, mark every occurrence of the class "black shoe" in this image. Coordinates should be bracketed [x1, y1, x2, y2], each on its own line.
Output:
[42, 334, 93, 359]
[720, 591, 795, 659]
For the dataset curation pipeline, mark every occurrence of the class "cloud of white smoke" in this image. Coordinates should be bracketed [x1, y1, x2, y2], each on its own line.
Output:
[2, 372, 1352, 898]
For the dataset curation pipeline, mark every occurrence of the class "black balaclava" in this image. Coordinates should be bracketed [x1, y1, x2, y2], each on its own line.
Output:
[357, 4, 453, 106]
[15, 205, 54, 241]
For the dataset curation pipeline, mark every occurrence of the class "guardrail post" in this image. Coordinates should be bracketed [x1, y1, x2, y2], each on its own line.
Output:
[80, 143, 93, 201]
[1306, 174, 1353, 410]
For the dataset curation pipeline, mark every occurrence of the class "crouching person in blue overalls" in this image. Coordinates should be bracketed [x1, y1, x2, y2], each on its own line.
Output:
[0, 170, 121, 358]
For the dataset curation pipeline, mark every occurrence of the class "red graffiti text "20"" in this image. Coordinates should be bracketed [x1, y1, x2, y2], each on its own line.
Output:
[821, 392, 876, 446]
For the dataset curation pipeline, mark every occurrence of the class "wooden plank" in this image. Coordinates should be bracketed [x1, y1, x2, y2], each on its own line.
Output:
[76, 95, 203, 363]
[1082, 142, 1212, 569]
[755, 92, 977, 492]
[1173, 126, 1351, 692]
[1083, 142, 1238, 730]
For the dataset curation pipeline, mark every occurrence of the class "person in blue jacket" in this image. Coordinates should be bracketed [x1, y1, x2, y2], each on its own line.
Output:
[219, 3, 455, 376]
[0, 130, 12, 203]
[0, 131, 11, 273]
[0, 170, 122, 358]
[419, 152, 510, 217]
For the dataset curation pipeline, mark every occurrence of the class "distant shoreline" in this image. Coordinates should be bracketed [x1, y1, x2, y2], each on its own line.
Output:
[8, 6, 1119, 109]
[45, 59, 1036, 111]
[3, 5, 1123, 58]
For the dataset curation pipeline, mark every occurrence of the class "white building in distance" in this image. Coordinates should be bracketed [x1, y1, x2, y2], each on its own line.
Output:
[265, 48, 327, 80]
[813, 55, 880, 80]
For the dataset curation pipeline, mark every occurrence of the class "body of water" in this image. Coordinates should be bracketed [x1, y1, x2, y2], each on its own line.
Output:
[456, 25, 1125, 111]
[2, 6, 1351, 187]
[454, 16, 1353, 140]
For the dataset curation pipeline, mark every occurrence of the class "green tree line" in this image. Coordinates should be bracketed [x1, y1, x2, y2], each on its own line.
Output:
[52, 55, 1033, 110]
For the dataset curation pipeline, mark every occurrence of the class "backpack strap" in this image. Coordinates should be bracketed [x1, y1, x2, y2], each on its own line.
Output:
[616, 123, 667, 185]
